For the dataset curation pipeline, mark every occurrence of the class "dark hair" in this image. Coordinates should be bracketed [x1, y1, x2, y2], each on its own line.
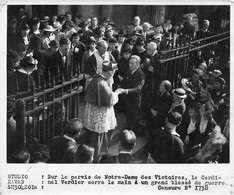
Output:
[70, 32, 80, 41]
[120, 130, 136, 151]
[10, 149, 30, 163]
[59, 38, 71, 46]
[33, 144, 50, 162]
[65, 118, 83, 136]
[57, 14, 66, 23]
[167, 112, 182, 125]
[76, 145, 94, 163]
[121, 44, 132, 56]
[189, 102, 201, 113]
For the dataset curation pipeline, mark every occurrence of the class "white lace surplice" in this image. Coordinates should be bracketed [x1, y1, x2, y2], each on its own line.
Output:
[84, 103, 117, 133]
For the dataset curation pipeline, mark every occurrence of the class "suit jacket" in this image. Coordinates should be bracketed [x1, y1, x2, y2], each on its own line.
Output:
[50, 135, 78, 163]
[121, 67, 145, 108]
[46, 50, 74, 86]
[100, 152, 135, 163]
[152, 91, 173, 120]
[84, 52, 115, 76]
[149, 128, 185, 163]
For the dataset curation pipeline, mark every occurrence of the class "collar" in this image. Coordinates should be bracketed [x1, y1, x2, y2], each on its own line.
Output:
[59, 49, 66, 57]
[171, 130, 180, 137]
[119, 151, 132, 154]
[63, 134, 77, 143]
[131, 67, 139, 75]
[18, 68, 29, 75]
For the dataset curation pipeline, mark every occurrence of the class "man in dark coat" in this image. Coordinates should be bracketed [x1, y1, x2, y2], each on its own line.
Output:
[99, 130, 136, 163]
[117, 55, 145, 134]
[148, 80, 173, 132]
[46, 38, 74, 86]
[50, 118, 83, 163]
[149, 112, 185, 163]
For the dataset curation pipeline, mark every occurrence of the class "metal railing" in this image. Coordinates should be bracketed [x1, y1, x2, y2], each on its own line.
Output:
[12, 74, 83, 150]
[157, 30, 230, 88]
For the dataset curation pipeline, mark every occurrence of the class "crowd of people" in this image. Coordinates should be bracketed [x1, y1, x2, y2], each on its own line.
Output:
[7, 8, 230, 164]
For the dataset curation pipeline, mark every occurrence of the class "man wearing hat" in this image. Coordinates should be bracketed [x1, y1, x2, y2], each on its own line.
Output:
[84, 61, 120, 162]
[148, 111, 185, 163]
[169, 88, 187, 116]
[53, 22, 66, 42]
[40, 16, 50, 30]
[41, 25, 56, 50]
[84, 40, 115, 87]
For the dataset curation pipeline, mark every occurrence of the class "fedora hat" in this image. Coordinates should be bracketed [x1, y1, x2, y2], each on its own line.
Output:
[53, 21, 62, 30]
[43, 25, 55, 32]
[106, 25, 114, 32]
[31, 17, 40, 25]
[102, 61, 118, 72]
[118, 29, 126, 37]
[181, 78, 193, 93]
[41, 16, 49, 22]
[172, 88, 187, 99]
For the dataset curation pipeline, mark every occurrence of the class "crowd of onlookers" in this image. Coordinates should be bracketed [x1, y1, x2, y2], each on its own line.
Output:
[7, 8, 230, 164]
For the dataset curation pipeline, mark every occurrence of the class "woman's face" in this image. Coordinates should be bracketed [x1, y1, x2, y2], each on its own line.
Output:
[89, 42, 96, 51]
[189, 108, 196, 117]
[122, 52, 131, 60]
[199, 105, 206, 117]
[107, 30, 113, 37]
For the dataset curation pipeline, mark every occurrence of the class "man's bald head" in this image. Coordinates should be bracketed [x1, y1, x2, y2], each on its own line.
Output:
[146, 42, 157, 56]
[120, 130, 136, 151]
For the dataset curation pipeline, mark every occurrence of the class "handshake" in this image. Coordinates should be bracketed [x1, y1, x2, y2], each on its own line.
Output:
[115, 88, 128, 95]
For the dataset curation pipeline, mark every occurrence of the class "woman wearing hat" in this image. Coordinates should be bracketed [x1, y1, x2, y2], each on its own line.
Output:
[116, 29, 126, 54]
[64, 20, 77, 40]
[28, 17, 43, 60]
[132, 36, 147, 64]
[104, 25, 116, 42]
[13, 56, 36, 96]
[83, 61, 120, 162]
[108, 38, 120, 62]
[16, 22, 30, 47]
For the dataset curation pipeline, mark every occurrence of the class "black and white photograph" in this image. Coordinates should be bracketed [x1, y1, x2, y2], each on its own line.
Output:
[1, 1, 233, 194]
